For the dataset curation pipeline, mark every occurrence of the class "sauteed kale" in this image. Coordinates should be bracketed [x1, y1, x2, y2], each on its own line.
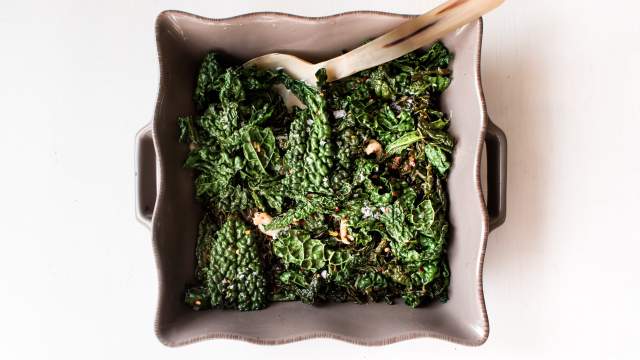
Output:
[179, 42, 455, 311]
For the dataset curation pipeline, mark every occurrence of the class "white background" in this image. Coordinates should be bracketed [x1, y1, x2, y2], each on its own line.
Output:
[1, 0, 639, 359]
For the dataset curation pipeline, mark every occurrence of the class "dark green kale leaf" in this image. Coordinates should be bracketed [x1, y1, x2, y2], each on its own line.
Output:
[185, 217, 267, 311]
[249, 179, 285, 213]
[241, 126, 281, 176]
[424, 143, 451, 175]
[278, 73, 335, 197]
[273, 230, 326, 271]
[264, 195, 337, 231]
[386, 130, 424, 155]
[182, 41, 455, 311]
[194, 52, 226, 110]
[419, 41, 453, 69]
[379, 201, 415, 243]
[185, 148, 244, 204]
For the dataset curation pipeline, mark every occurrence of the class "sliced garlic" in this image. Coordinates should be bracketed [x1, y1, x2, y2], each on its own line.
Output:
[365, 139, 383, 158]
[339, 218, 351, 244]
[252, 212, 282, 238]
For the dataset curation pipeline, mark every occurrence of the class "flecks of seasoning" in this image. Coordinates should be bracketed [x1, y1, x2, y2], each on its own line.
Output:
[361, 206, 373, 218]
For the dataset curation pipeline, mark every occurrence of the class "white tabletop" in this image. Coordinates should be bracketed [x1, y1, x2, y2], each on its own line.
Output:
[1, 1, 639, 359]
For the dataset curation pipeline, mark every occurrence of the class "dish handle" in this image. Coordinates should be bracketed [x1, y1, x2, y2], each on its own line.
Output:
[484, 119, 507, 231]
[135, 123, 156, 229]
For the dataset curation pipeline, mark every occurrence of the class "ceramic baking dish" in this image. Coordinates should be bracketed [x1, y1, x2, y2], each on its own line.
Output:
[135, 10, 506, 347]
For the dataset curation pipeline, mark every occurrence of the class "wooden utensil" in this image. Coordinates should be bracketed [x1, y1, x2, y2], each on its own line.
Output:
[244, 0, 504, 86]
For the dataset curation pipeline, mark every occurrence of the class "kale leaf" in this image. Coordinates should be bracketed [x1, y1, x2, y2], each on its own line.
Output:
[181, 42, 455, 311]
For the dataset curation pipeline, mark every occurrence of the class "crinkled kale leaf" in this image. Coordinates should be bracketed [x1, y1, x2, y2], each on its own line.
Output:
[181, 42, 454, 311]
[185, 216, 267, 311]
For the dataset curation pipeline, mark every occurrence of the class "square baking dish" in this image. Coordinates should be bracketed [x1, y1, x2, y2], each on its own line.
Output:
[135, 10, 506, 346]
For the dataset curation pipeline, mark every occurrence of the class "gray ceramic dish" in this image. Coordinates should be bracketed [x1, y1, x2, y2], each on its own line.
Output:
[135, 10, 506, 347]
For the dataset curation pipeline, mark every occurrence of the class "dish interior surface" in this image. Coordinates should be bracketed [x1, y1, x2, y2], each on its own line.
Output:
[148, 11, 490, 346]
